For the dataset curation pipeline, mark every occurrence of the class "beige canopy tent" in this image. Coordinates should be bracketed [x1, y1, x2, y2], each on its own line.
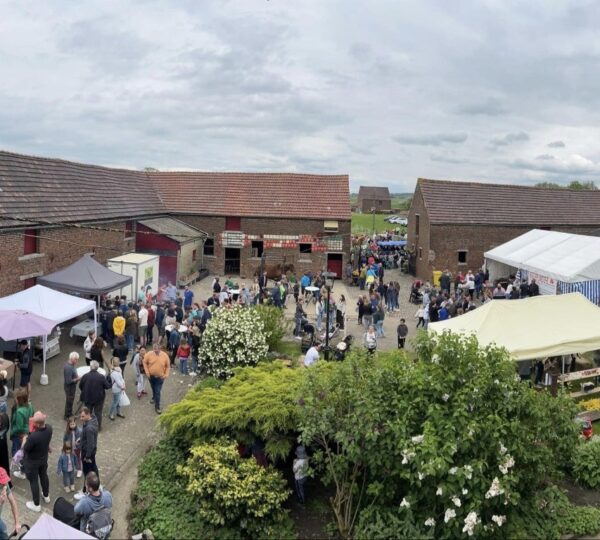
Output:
[428, 293, 600, 360]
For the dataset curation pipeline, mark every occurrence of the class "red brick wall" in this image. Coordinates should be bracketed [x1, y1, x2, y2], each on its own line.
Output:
[407, 186, 431, 279]
[175, 214, 351, 279]
[421, 223, 600, 280]
[0, 222, 135, 296]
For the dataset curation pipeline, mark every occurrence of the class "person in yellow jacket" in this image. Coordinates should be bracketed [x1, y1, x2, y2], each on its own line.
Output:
[112, 313, 125, 339]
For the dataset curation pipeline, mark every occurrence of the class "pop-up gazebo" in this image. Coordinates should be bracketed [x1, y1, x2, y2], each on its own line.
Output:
[428, 293, 600, 360]
[0, 285, 96, 384]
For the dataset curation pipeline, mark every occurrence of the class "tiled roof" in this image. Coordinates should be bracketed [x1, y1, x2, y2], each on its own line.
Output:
[138, 217, 207, 243]
[0, 150, 164, 228]
[418, 178, 600, 225]
[358, 186, 390, 199]
[151, 171, 351, 220]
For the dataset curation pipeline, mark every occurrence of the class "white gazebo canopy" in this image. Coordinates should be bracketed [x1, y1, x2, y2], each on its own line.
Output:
[485, 229, 600, 283]
[0, 285, 96, 384]
[428, 293, 600, 360]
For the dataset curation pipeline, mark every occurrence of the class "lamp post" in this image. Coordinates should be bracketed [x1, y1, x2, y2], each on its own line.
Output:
[323, 285, 331, 361]
[371, 206, 376, 237]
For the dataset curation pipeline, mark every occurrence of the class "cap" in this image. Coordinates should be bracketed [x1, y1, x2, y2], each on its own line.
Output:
[0, 467, 10, 485]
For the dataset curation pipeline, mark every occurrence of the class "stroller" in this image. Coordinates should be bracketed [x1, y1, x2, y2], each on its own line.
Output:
[300, 323, 316, 353]
[332, 335, 353, 361]
[409, 285, 423, 305]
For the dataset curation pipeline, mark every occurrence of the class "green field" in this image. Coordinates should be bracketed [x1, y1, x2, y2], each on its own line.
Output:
[351, 213, 406, 234]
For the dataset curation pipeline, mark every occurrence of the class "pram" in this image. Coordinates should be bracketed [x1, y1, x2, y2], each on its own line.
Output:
[409, 286, 423, 305]
[300, 323, 316, 353]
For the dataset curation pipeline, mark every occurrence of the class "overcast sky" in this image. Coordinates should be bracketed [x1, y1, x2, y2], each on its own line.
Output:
[1, 0, 599, 192]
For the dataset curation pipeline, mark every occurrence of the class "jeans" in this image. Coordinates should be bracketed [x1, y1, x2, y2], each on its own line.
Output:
[375, 320, 385, 337]
[147, 324, 154, 344]
[24, 459, 49, 506]
[11, 435, 22, 457]
[82, 455, 98, 493]
[295, 477, 307, 504]
[150, 376, 164, 411]
[0, 517, 7, 540]
[316, 313, 323, 332]
[191, 356, 198, 374]
[294, 318, 303, 336]
[62, 470, 75, 487]
[136, 372, 146, 394]
[85, 400, 105, 430]
[125, 333, 135, 351]
[109, 392, 122, 418]
[363, 315, 373, 329]
[64, 384, 77, 419]
[179, 357, 188, 374]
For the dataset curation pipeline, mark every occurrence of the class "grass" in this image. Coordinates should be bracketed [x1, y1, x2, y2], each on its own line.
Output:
[274, 340, 301, 358]
[351, 213, 407, 234]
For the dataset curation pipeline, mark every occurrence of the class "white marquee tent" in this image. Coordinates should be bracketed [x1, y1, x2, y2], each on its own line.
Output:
[0, 285, 96, 384]
[485, 229, 600, 302]
[428, 293, 600, 360]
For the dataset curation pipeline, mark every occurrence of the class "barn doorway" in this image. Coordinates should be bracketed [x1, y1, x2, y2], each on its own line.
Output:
[327, 253, 343, 278]
[224, 248, 241, 274]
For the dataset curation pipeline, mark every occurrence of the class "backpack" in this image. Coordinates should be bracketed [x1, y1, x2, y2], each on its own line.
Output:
[85, 506, 113, 540]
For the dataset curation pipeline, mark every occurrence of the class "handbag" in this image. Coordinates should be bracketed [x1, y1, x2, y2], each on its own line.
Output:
[118, 392, 131, 407]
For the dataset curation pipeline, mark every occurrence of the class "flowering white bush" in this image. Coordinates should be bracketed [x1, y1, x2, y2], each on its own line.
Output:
[200, 306, 269, 379]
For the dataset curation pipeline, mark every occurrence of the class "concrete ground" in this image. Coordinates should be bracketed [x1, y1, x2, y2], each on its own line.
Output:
[3, 329, 190, 535]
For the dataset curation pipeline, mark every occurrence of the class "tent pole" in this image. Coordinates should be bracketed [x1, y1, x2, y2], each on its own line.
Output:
[40, 335, 48, 385]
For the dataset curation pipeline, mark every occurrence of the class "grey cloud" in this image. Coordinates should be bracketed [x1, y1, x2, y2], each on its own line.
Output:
[393, 133, 468, 146]
[349, 42, 372, 62]
[491, 131, 530, 147]
[456, 98, 506, 116]
[535, 154, 555, 160]
[548, 140, 566, 148]
[508, 156, 596, 175]
[430, 154, 468, 164]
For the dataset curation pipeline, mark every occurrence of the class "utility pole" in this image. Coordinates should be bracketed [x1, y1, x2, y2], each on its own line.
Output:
[371, 206, 376, 237]
[323, 285, 331, 360]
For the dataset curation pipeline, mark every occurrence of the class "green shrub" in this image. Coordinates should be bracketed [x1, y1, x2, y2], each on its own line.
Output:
[177, 438, 294, 539]
[354, 506, 433, 540]
[129, 438, 239, 540]
[254, 304, 291, 351]
[572, 438, 600, 488]
[161, 362, 302, 460]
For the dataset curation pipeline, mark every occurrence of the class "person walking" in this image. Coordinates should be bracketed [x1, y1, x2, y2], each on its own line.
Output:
[143, 343, 170, 415]
[22, 411, 52, 513]
[124, 310, 138, 352]
[108, 358, 126, 421]
[132, 346, 147, 398]
[57, 441, 78, 493]
[138, 303, 148, 348]
[363, 325, 378, 355]
[176, 338, 191, 376]
[74, 472, 113, 534]
[0, 467, 21, 538]
[89, 338, 105, 369]
[397, 318, 409, 349]
[10, 389, 32, 480]
[16, 340, 33, 397]
[112, 336, 129, 376]
[78, 361, 110, 431]
[292, 446, 309, 505]
[74, 407, 99, 500]
[64, 352, 81, 420]
[83, 331, 95, 367]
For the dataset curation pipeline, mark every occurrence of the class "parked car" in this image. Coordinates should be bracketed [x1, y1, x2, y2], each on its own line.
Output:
[389, 217, 408, 225]
[384, 215, 399, 223]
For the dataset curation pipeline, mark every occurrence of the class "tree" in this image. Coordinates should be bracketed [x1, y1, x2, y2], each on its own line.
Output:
[298, 334, 579, 539]
[161, 362, 302, 460]
[568, 180, 597, 190]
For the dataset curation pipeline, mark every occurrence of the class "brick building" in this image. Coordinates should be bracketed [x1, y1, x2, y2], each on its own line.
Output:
[408, 178, 600, 280]
[0, 150, 350, 296]
[357, 186, 391, 213]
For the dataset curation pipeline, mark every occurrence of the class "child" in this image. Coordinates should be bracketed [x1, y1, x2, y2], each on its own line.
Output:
[176, 338, 191, 375]
[293, 446, 309, 505]
[63, 417, 83, 479]
[57, 441, 78, 492]
[131, 346, 147, 398]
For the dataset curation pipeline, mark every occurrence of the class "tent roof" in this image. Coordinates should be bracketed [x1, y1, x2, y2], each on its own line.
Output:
[484, 229, 600, 283]
[23, 513, 95, 539]
[429, 293, 600, 360]
[37, 254, 132, 295]
[0, 285, 95, 324]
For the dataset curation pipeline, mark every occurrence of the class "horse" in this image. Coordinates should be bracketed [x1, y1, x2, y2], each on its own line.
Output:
[254, 263, 295, 281]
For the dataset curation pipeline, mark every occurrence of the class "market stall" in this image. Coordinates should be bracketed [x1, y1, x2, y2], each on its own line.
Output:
[485, 229, 600, 303]
[0, 286, 96, 384]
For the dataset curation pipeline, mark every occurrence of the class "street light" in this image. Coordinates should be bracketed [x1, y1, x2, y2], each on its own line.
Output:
[323, 284, 331, 360]
[371, 206, 376, 237]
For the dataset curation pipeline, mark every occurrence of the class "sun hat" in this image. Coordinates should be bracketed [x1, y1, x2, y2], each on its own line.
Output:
[0, 467, 10, 485]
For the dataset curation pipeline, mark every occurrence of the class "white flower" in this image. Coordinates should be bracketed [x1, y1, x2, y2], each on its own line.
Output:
[444, 508, 456, 523]
[452, 496, 462, 507]
[449, 466, 458, 475]
[418, 472, 425, 480]
[499, 443, 507, 455]
[432, 354, 440, 364]
[485, 477, 504, 499]
[411, 435, 424, 444]
[492, 515, 506, 527]
[462, 488, 469, 495]
[436, 487, 443, 496]
[442, 393, 450, 402]
[425, 518, 436, 527]
[462, 511, 479, 536]
[401, 450, 415, 464]
[467, 428, 474, 437]
[494, 379, 500, 385]
[499, 454, 515, 475]
[400, 497, 410, 508]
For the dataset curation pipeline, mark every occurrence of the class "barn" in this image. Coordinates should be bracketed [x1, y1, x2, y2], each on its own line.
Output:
[357, 186, 392, 213]
[0, 150, 351, 296]
[407, 178, 600, 280]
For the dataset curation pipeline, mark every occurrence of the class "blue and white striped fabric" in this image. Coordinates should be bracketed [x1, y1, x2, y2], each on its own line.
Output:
[558, 280, 600, 306]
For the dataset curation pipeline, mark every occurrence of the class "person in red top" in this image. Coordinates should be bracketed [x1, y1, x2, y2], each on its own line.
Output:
[146, 305, 156, 346]
[176, 338, 191, 375]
